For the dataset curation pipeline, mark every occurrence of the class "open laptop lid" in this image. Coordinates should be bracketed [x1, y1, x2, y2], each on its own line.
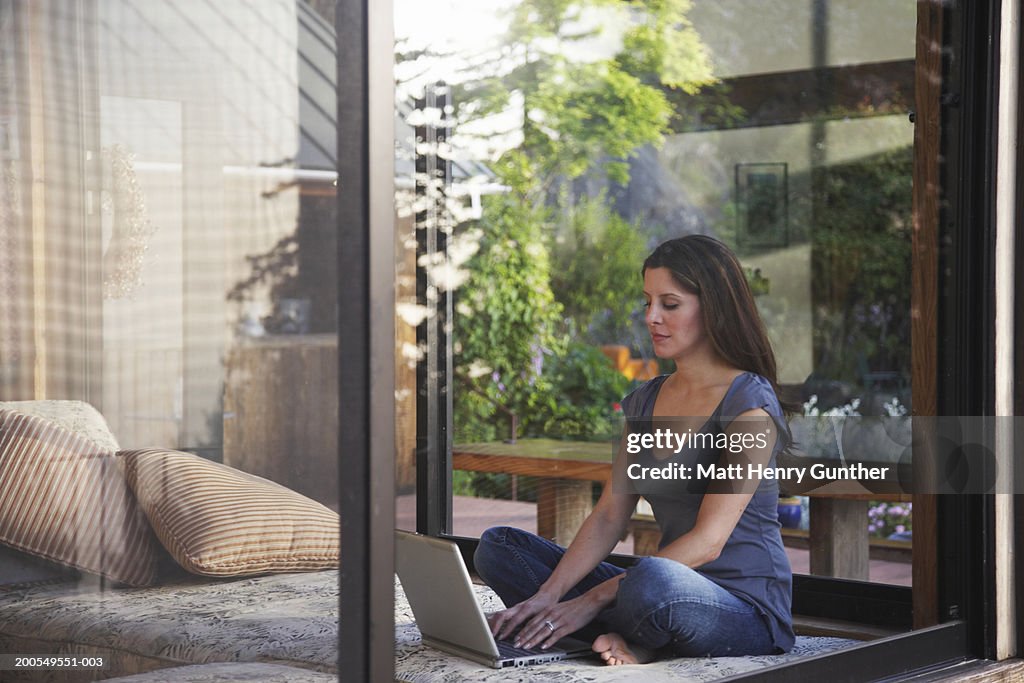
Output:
[395, 530, 502, 660]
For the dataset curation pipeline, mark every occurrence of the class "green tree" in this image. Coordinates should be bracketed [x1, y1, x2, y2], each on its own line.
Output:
[451, 0, 715, 196]
[438, 0, 717, 445]
[531, 340, 630, 439]
[452, 194, 633, 443]
[550, 194, 647, 343]
[453, 196, 562, 442]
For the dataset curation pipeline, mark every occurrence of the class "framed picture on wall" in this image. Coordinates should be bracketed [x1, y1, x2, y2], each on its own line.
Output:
[735, 162, 788, 251]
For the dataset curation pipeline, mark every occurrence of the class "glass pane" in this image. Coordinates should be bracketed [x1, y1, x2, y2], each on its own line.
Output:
[0, 0, 341, 672]
[396, 0, 914, 586]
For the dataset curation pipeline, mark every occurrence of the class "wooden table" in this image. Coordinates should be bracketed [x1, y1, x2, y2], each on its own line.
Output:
[453, 439, 613, 546]
[454, 438, 911, 580]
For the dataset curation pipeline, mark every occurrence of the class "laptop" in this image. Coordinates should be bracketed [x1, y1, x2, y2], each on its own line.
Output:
[395, 530, 594, 669]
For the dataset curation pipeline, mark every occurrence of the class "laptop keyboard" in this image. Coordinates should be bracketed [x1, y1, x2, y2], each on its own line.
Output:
[496, 639, 553, 658]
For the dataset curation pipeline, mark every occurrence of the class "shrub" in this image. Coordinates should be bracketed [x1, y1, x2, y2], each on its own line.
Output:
[867, 501, 913, 539]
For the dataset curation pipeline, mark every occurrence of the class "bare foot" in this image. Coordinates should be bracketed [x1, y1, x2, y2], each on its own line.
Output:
[591, 633, 655, 666]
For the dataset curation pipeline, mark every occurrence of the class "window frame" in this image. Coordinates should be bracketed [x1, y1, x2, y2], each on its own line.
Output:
[337, 0, 396, 681]
[403, 0, 1003, 675]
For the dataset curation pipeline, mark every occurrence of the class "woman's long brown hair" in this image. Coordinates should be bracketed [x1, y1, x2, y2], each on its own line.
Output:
[643, 235, 796, 415]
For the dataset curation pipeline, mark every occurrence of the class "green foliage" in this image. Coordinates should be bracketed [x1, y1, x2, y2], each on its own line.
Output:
[525, 62, 672, 186]
[666, 81, 748, 133]
[453, 195, 562, 444]
[530, 340, 630, 439]
[617, 0, 715, 93]
[549, 195, 647, 343]
[450, 0, 715, 196]
[457, 472, 542, 503]
[744, 267, 771, 297]
[810, 146, 912, 389]
[453, 337, 628, 502]
[442, 0, 718, 497]
[707, 148, 912, 399]
[452, 197, 633, 445]
[456, 332, 629, 445]
[451, 469, 477, 497]
[454, 389, 501, 444]
[455, 196, 562, 381]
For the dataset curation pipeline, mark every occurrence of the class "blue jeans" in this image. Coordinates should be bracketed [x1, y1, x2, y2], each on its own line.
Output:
[474, 526, 777, 657]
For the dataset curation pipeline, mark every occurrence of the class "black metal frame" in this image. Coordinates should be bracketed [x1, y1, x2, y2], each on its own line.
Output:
[718, 622, 968, 682]
[415, 82, 454, 537]
[337, 0, 395, 680]
[792, 576, 912, 630]
[936, 0, 1001, 660]
[409, 0, 1002, 676]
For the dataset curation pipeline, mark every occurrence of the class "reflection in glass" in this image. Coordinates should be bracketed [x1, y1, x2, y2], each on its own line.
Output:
[0, 0, 343, 598]
[397, 0, 915, 584]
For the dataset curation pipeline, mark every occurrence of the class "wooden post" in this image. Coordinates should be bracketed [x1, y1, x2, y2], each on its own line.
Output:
[536, 479, 593, 546]
[809, 497, 870, 580]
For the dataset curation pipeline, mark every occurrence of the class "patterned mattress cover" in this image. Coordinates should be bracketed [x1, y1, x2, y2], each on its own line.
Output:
[0, 568, 857, 683]
[395, 578, 857, 683]
[101, 663, 339, 683]
[0, 571, 339, 682]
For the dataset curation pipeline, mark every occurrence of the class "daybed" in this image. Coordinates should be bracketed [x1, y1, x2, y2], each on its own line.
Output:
[0, 400, 341, 682]
[394, 580, 856, 682]
[0, 569, 340, 682]
[1, 567, 854, 683]
[0, 401, 856, 682]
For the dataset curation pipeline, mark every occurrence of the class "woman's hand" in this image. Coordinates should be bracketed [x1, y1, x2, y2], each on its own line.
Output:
[488, 579, 616, 650]
[483, 482, 635, 649]
[487, 590, 557, 643]
[513, 593, 606, 650]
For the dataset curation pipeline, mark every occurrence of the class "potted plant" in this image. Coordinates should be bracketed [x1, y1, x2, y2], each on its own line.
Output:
[777, 495, 803, 529]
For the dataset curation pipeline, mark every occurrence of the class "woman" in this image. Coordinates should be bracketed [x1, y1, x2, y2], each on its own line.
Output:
[474, 235, 794, 665]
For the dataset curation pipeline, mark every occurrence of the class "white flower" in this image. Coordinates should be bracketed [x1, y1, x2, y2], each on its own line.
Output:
[883, 397, 908, 417]
[802, 395, 862, 417]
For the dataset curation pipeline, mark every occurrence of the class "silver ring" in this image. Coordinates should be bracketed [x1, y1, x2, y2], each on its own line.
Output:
[545, 620, 556, 632]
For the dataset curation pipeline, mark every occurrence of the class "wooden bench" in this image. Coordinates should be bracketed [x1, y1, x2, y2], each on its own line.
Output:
[453, 439, 610, 546]
[453, 438, 910, 580]
[798, 492, 912, 580]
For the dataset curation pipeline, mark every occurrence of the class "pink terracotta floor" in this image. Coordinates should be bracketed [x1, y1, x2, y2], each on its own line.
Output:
[396, 494, 912, 586]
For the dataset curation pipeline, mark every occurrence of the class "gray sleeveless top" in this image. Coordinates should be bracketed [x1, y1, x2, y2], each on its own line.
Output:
[621, 372, 795, 652]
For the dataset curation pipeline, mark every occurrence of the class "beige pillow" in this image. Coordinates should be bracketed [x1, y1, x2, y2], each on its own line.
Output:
[121, 448, 340, 577]
[0, 409, 159, 586]
[0, 400, 120, 452]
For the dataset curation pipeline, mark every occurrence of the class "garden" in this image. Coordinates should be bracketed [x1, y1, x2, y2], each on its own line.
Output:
[395, 0, 915, 551]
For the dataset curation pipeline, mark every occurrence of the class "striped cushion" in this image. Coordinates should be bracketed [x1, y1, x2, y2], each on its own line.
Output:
[0, 409, 160, 586]
[0, 400, 120, 452]
[121, 448, 340, 577]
